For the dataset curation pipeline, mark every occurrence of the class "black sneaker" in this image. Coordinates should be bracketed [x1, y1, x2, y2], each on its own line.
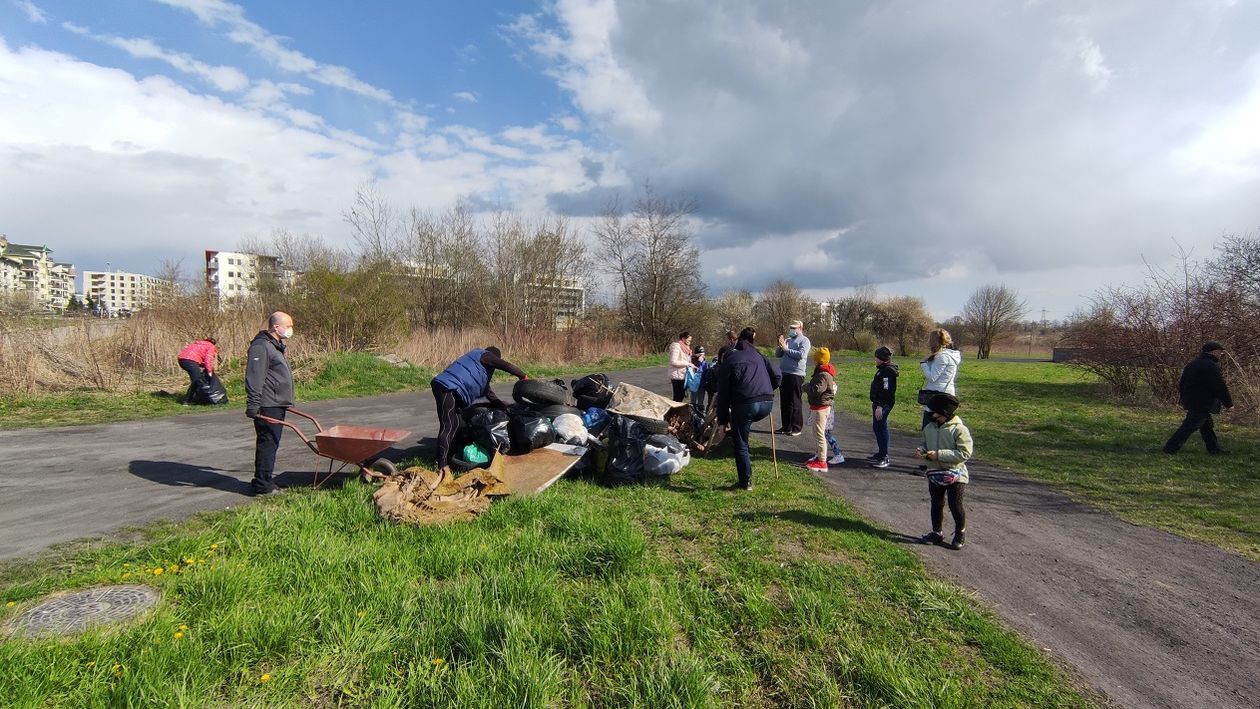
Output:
[864, 453, 882, 462]
[871, 456, 890, 469]
[950, 530, 966, 550]
[774, 428, 790, 435]
[787, 430, 803, 437]
[919, 531, 944, 545]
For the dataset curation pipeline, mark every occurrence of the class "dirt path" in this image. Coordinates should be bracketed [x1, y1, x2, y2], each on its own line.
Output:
[1, 367, 1257, 707]
[762, 402, 1260, 709]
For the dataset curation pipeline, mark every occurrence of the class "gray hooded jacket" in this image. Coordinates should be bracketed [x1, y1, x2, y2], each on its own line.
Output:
[245, 331, 294, 411]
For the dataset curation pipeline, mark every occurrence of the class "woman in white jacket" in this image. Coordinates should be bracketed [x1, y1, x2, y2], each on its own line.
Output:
[666, 331, 695, 402]
[919, 328, 962, 428]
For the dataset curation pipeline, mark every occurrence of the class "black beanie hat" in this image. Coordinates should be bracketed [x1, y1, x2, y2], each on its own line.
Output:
[927, 392, 960, 419]
[1201, 341, 1224, 354]
[874, 346, 892, 362]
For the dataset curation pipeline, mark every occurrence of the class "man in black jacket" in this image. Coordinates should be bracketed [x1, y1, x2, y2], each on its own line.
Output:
[245, 312, 295, 495]
[1163, 341, 1233, 455]
[714, 327, 782, 489]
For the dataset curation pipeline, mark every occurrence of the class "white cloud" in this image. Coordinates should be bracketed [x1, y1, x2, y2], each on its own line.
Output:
[453, 90, 478, 103]
[63, 22, 250, 92]
[153, 0, 393, 102]
[519, 0, 1260, 314]
[13, 0, 46, 23]
[715, 264, 737, 278]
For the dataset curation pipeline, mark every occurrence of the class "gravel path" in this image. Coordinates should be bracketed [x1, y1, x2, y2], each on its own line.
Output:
[1, 367, 1256, 708]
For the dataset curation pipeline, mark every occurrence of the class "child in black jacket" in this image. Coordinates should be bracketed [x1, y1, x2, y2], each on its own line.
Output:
[868, 346, 898, 468]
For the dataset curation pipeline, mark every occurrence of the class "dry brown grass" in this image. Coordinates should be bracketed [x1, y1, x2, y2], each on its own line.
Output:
[0, 300, 649, 396]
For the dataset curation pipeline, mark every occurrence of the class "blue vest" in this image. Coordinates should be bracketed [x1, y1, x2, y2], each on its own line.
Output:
[433, 348, 490, 407]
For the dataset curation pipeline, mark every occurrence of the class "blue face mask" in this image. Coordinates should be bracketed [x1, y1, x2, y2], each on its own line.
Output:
[788, 328, 798, 338]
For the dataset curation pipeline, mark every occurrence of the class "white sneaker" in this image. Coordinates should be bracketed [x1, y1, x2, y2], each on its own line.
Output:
[827, 454, 845, 465]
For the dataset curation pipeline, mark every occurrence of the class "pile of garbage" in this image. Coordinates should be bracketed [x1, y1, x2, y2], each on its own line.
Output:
[454, 375, 694, 485]
[372, 465, 509, 525]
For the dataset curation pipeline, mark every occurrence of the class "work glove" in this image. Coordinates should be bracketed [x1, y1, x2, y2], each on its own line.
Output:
[246, 407, 259, 419]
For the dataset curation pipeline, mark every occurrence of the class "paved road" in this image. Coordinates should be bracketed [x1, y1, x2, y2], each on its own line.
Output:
[2, 367, 1257, 709]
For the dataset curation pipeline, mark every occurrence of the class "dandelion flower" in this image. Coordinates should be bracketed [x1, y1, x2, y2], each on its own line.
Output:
[122, 563, 130, 568]
[5, 601, 14, 607]
[260, 673, 272, 683]
[431, 658, 445, 666]
[153, 568, 164, 576]
[210, 543, 218, 550]
[173, 632, 184, 639]
[357, 611, 365, 618]
[179, 624, 188, 631]
[184, 558, 195, 565]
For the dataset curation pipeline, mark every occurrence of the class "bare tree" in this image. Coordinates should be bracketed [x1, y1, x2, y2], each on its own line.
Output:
[826, 283, 876, 350]
[342, 181, 400, 264]
[594, 188, 704, 346]
[962, 284, 1028, 359]
[871, 295, 934, 356]
[756, 279, 811, 338]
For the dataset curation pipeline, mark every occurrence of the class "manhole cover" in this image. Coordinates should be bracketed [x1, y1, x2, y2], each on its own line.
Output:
[5, 585, 160, 638]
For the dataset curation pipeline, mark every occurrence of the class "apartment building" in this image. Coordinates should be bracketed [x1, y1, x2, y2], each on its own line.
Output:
[82, 270, 174, 316]
[0, 234, 77, 311]
[204, 250, 285, 300]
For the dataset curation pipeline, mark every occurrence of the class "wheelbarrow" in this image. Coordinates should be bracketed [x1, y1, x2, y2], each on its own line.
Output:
[256, 408, 410, 487]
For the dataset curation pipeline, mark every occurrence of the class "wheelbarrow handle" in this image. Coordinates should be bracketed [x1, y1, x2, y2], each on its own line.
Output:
[284, 407, 324, 432]
[255, 408, 321, 455]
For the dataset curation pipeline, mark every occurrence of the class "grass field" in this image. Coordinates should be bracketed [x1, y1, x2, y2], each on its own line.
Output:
[0, 352, 667, 430]
[831, 355, 1260, 561]
[0, 451, 1091, 707]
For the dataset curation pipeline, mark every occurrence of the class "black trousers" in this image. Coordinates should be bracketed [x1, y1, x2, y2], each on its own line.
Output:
[252, 406, 286, 493]
[671, 379, 686, 402]
[179, 358, 208, 403]
[780, 373, 804, 432]
[929, 481, 966, 533]
[432, 382, 462, 470]
[1163, 410, 1220, 453]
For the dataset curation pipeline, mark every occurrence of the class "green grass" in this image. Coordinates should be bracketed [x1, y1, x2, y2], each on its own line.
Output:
[0, 352, 667, 430]
[832, 356, 1260, 561]
[0, 453, 1091, 707]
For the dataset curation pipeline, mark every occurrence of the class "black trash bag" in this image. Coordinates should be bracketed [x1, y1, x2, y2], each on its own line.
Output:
[191, 374, 229, 405]
[702, 364, 721, 394]
[468, 408, 511, 454]
[605, 414, 647, 484]
[508, 412, 556, 454]
[572, 373, 613, 410]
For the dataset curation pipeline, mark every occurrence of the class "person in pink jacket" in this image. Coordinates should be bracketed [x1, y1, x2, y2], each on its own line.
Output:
[666, 331, 696, 402]
[178, 337, 218, 404]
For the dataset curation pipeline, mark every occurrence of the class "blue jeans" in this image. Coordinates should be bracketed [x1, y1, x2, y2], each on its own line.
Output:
[730, 400, 774, 487]
[872, 403, 893, 457]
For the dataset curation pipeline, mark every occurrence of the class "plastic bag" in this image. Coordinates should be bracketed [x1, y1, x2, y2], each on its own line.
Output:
[551, 413, 590, 446]
[468, 409, 511, 454]
[508, 413, 556, 454]
[462, 443, 490, 465]
[582, 408, 610, 435]
[605, 414, 647, 483]
[644, 433, 690, 477]
[573, 373, 613, 410]
[190, 373, 229, 405]
[684, 367, 701, 393]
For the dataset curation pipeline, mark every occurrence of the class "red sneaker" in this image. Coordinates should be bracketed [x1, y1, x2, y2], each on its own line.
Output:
[805, 459, 828, 472]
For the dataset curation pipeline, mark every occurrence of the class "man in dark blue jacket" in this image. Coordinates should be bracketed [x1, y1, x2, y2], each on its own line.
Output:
[1163, 341, 1233, 454]
[714, 327, 782, 489]
[431, 347, 528, 472]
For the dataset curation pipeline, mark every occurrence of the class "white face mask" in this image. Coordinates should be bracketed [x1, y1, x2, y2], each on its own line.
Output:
[280, 327, 293, 339]
[788, 328, 799, 338]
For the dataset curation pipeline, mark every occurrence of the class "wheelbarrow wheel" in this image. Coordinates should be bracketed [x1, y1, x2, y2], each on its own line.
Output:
[363, 458, 397, 483]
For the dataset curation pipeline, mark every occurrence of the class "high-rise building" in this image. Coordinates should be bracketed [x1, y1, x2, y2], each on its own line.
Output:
[0, 234, 76, 311]
[81, 270, 174, 316]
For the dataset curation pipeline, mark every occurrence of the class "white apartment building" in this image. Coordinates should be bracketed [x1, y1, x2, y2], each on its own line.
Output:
[204, 250, 285, 300]
[82, 270, 174, 316]
[0, 234, 77, 311]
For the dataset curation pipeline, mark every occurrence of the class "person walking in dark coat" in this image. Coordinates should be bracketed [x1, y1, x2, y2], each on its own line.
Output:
[430, 347, 528, 472]
[245, 312, 295, 495]
[1163, 341, 1233, 454]
[714, 327, 782, 490]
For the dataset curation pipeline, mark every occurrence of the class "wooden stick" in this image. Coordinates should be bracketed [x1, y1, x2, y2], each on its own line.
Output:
[769, 408, 780, 479]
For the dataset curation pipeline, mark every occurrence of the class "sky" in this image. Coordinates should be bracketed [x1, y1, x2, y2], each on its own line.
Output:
[2, 0, 1259, 320]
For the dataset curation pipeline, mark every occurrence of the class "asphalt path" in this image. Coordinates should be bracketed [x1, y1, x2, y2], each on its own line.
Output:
[1, 366, 1257, 708]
